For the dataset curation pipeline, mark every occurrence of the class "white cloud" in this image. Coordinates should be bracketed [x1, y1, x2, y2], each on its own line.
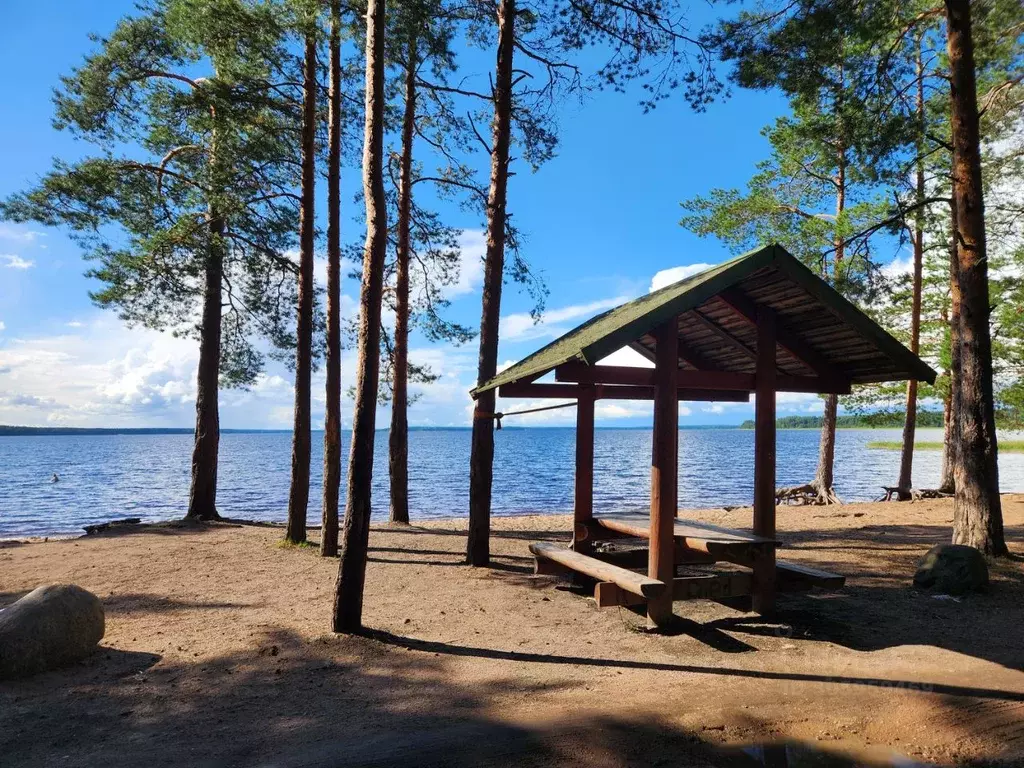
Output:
[649, 263, 715, 292]
[445, 229, 486, 299]
[2, 254, 34, 270]
[501, 295, 629, 342]
[882, 254, 912, 278]
[0, 321, 5, 332]
[66, 321, 83, 328]
[0, 224, 44, 243]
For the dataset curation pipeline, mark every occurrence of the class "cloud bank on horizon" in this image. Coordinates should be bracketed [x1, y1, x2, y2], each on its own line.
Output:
[0, 222, 829, 429]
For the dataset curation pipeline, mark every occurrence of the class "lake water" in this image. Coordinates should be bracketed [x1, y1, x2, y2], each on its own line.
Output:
[2, 427, 1023, 538]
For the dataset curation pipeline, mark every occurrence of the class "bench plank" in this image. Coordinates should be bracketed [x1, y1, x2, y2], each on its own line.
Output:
[777, 560, 845, 589]
[594, 512, 780, 547]
[529, 542, 666, 598]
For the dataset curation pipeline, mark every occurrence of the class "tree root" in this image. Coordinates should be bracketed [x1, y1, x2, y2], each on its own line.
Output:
[880, 486, 953, 502]
[774, 483, 843, 506]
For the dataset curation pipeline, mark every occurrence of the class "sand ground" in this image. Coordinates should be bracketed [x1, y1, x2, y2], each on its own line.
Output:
[1, 496, 1023, 767]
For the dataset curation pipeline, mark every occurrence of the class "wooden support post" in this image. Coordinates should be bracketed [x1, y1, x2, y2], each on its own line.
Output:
[648, 319, 679, 628]
[573, 384, 596, 554]
[753, 306, 777, 615]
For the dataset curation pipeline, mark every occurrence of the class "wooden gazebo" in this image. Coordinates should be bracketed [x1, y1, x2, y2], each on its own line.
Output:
[472, 245, 936, 628]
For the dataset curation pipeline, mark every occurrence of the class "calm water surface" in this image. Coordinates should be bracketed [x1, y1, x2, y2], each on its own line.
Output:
[2, 428, 1023, 537]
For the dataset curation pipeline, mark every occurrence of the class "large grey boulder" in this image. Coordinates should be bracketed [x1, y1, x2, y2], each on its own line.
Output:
[913, 544, 989, 596]
[0, 584, 105, 679]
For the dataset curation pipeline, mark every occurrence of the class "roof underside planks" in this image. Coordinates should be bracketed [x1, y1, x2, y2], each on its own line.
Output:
[474, 244, 936, 397]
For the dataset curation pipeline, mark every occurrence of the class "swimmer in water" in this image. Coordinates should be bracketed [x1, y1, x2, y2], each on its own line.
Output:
[51, 472, 59, 483]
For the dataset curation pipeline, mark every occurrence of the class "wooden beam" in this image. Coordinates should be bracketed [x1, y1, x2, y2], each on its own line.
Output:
[753, 304, 777, 616]
[686, 309, 759, 363]
[555, 363, 849, 394]
[594, 572, 754, 608]
[529, 542, 665, 598]
[677, 340, 718, 370]
[648, 319, 679, 628]
[572, 386, 595, 555]
[498, 382, 582, 399]
[598, 386, 750, 403]
[498, 381, 750, 401]
[717, 288, 842, 380]
[776, 560, 845, 589]
[556, 362, 656, 385]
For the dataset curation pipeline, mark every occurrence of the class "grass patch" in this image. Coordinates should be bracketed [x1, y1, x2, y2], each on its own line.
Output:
[867, 440, 1024, 452]
[275, 538, 317, 550]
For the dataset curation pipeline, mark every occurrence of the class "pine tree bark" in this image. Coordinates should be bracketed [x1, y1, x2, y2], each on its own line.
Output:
[389, 32, 418, 526]
[897, 43, 926, 500]
[321, 0, 343, 557]
[939, 200, 961, 494]
[285, 31, 318, 545]
[812, 393, 838, 502]
[945, 0, 1007, 556]
[185, 214, 224, 521]
[334, 0, 388, 632]
[467, 0, 515, 567]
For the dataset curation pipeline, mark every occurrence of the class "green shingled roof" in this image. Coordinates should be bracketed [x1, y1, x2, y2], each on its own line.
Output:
[472, 244, 936, 396]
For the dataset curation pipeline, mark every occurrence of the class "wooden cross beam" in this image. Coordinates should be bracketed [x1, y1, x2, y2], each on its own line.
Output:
[716, 288, 843, 380]
[553, 362, 850, 394]
[631, 338, 715, 371]
[496, 381, 751, 402]
[685, 309, 760, 364]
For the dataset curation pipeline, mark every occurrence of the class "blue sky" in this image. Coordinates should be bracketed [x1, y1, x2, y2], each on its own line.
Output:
[0, 0, 865, 429]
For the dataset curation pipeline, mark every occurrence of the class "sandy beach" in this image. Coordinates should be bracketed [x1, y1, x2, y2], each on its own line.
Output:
[2, 496, 1023, 767]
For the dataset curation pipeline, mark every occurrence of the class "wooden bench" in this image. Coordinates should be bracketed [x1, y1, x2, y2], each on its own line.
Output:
[776, 560, 845, 590]
[529, 542, 665, 599]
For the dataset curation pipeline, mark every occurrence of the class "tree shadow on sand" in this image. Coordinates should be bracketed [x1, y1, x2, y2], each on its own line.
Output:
[0, 624, 997, 767]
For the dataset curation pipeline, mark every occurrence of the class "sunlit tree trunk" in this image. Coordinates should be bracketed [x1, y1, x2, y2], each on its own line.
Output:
[945, 0, 1006, 555]
[939, 202, 960, 495]
[186, 213, 224, 521]
[467, 0, 515, 567]
[334, 0, 388, 632]
[285, 30, 318, 545]
[321, 0, 343, 556]
[389, 31, 418, 526]
[897, 39, 926, 499]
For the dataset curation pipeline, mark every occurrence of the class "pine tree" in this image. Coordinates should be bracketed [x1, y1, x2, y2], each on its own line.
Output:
[334, 0, 388, 633]
[466, 0, 722, 566]
[385, 0, 476, 525]
[321, 0, 345, 557]
[285, 9, 320, 546]
[1, 0, 302, 520]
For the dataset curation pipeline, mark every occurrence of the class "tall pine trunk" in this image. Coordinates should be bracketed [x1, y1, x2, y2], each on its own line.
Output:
[334, 0, 388, 632]
[897, 42, 926, 499]
[810, 127, 845, 506]
[945, 0, 1007, 556]
[467, 0, 515, 567]
[321, 0, 343, 557]
[939, 199, 961, 494]
[185, 214, 224, 521]
[389, 31, 418, 526]
[285, 31, 318, 545]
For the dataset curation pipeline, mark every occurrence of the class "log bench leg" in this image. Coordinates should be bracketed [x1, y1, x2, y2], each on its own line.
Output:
[752, 548, 776, 615]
